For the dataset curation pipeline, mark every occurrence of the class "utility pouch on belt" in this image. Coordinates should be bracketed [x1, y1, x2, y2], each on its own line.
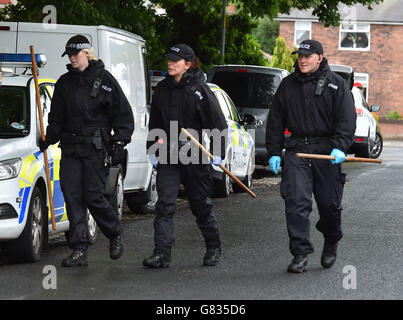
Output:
[92, 129, 103, 150]
[100, 128, 113, 155]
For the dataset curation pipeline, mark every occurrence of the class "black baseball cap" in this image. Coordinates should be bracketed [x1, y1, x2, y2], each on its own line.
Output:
[62, 35, 91, 57]
[165, 44, 195, 62]
[292, 39, 324, 55]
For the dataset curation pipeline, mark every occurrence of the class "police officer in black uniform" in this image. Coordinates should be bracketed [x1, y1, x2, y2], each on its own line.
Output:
[39, 35, 134, 267]
[143, 44, 228, 268]
[266, 40, 356, 273]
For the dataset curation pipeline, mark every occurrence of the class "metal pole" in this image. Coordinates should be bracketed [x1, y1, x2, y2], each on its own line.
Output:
[221, 0, 227, 62]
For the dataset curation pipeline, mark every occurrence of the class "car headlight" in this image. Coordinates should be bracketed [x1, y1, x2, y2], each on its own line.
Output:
[0, 158, 22, 181]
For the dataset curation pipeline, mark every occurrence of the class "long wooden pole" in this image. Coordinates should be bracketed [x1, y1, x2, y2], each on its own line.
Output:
[30, 46, 56, 230]
[296, 153, 382, 164]
[181, 128, 256, 198]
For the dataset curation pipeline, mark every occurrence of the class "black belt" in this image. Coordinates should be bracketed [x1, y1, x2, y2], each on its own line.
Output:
[289, 136, 330, 144]
[61, 134, 94, 144]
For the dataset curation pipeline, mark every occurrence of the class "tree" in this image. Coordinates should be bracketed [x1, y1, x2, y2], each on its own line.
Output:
[270, 37, 296, 72]
[1, 0, 384, 70]
[252, 16, 279, 54]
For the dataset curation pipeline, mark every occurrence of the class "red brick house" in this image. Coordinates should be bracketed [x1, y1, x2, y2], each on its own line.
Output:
[276, 0, 403, 118]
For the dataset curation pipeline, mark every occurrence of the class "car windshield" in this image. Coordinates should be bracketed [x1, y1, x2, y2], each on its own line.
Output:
[210, 71, 281, 110]
[0, 86, 29, 138]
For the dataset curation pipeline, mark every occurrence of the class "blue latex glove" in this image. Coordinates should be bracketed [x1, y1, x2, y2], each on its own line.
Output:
[330, 148, 346, 165]
[269, 156, 281, 175]
[148, 154, 158, 168]
[210, 155, 222, 166]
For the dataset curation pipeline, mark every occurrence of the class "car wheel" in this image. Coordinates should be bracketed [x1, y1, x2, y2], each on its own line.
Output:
[233, 159, 253, 193]
[370, 132, 383, 159]
[125, 168, 157, 214]
[356, 132, 371, 158]
[213, 163, 231, 198]
[3, 187, 47, 263]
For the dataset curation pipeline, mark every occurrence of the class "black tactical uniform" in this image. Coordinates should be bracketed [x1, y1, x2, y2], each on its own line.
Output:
[266, 44, 356, 267]
[43, 45, 134, 263]
[144, 47, 227, 267]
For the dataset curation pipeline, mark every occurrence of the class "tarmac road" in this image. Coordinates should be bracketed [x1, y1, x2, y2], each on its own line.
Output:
[0, 143, 402, 300]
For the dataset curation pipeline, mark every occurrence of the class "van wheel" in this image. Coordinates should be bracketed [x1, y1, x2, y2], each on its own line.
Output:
[125, 168, 157, 214]
[107, 166, 124, 221]
[213, 164, 231, 198]
[86, 210, 98, 245]
[3, 187, 46, 263]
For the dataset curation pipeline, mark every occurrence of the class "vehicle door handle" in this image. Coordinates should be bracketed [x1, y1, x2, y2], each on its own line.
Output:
[255, 120, 263, 127]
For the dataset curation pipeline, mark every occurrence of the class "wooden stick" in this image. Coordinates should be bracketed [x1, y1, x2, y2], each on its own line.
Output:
[30, 46, 56, 230]
[181, 128, 256, 198]
[296, 153, 382, 164]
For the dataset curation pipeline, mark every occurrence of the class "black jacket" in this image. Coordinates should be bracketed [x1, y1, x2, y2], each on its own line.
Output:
[45, 60, 134, 156]
[147, 68, 227, 161]
[266, 58, 356, 158]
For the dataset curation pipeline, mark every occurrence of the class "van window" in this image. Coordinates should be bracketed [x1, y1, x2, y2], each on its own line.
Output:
[0, 86, 29, 138]
[109, 37, 146, 107]
[210, 71, 281, 110]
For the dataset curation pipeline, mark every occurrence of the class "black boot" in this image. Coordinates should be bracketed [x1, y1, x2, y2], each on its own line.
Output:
[62, 249, 88, 267]
[143, 249, 170, 268]
[110, 234, 124, 260]
[203, 248, 221, 266]
[321, 241, 338, 269]
[287, 254, 308, 273]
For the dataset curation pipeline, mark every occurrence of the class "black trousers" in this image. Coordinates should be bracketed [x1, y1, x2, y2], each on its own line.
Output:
[60, 153, 122, 250]
[280, 151, 345, 256]
[153, 164, 221, 254]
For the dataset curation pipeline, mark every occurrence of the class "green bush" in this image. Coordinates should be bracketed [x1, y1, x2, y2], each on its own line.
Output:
[385, 110, 402, 120]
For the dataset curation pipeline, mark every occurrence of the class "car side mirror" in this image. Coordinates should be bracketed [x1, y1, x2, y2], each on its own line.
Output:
[241, 113, 256, 126]
[370, 105, 380, 112]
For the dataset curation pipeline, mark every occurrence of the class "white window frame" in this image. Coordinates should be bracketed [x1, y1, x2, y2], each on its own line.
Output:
[339, 23, 370, 51]
[294, 21, 312, 46]
[354, 72, 369, 102]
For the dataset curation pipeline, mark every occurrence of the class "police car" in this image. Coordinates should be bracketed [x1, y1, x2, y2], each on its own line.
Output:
[0, 53, 112, 263]
[329, 64, 382, 158]
[207, 83, 255, 197]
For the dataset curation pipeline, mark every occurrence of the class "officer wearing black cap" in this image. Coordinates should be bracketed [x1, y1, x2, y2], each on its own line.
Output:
[266, 39, 356, 273]
[143, 43, 228, 268]
[39, 34, 134, 267]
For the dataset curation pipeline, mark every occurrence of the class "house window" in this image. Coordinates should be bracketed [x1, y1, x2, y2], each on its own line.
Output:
[339, 23, 370, 51]
[354, 73, 369, 101]
[294, 21, 311, 46]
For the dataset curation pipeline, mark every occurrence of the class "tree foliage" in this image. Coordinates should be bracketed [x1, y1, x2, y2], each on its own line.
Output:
[0, 0, 384, 71]
[252, 16, 279, 55]
[269, 37, 296, 72]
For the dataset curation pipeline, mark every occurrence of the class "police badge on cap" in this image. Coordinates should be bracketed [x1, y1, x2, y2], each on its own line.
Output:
[165, 44, 195, 62]
[292, 39, 324, 55]
[62, 35, 91, 57]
